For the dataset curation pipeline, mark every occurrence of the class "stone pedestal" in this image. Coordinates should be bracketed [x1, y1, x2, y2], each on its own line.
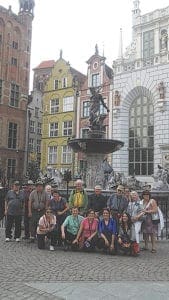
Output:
[85, 153, 106, 189]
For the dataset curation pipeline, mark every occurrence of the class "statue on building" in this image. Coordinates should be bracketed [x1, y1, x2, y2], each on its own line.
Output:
[89, 87, 110, 131]
[152, 164, 169, 190]
[160, 30, 168, 51]
[114, 90, 121, 106]
[158, 81, 165, 99]
[19, 0, 35, 15]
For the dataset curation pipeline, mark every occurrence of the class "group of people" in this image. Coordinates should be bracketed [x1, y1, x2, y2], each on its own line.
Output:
[3, 179, 162, 255]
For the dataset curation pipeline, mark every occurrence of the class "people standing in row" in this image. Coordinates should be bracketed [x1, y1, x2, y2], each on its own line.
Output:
[28, 181, 49, 242]
[68, 180, 88, 216]
[5, 181, 25, 242]
[23, 180, 34, 240]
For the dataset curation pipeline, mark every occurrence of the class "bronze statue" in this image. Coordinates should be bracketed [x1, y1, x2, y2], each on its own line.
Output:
[89, 87, 110, 131]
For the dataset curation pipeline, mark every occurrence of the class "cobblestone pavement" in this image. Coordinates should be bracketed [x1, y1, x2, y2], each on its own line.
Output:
[1, 228, 169, 299]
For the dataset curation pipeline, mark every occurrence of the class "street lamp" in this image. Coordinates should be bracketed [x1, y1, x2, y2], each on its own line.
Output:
[63, 169, 72, 201]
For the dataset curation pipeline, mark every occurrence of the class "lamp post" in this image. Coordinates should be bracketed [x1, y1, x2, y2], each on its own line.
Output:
[63, 169, 72, 201]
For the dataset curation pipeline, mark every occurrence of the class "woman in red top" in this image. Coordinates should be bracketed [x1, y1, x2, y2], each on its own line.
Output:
[73, 209, 98, 251]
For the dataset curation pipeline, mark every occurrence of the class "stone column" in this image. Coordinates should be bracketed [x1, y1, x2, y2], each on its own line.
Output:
[85, 153, 106, 189]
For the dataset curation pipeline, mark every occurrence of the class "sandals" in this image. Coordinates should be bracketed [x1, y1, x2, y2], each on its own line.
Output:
[151, 249, 157, 253]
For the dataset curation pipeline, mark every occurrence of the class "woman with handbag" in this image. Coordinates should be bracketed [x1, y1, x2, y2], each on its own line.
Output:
[141, 190, 158, 253]
[73, 209, 98, 251]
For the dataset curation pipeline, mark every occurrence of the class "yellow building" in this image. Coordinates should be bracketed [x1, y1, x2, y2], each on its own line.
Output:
[41, 52, 86, 176]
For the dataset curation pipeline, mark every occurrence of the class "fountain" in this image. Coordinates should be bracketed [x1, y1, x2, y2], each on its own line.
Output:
[68, 87, 124, 189]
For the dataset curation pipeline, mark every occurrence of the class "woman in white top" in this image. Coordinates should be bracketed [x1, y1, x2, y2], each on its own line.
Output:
[37, 208, 57, 251]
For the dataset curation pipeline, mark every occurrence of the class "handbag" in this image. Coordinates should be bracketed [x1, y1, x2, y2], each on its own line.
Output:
[151, 211, 160, 225]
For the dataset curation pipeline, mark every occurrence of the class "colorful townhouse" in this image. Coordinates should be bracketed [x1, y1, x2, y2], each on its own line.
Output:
[41, 52, 86, 176]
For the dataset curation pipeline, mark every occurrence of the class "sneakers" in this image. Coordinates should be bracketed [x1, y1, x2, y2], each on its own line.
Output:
[15, 238, 20, 242]
[5, 238, 10, 242]
[49, 245, 55, 251]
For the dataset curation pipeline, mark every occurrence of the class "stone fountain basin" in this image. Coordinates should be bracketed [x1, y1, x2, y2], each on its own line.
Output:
[68, 138, 124, 154]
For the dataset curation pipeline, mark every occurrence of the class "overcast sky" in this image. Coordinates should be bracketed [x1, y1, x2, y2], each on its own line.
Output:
[1, 0, 169, 88]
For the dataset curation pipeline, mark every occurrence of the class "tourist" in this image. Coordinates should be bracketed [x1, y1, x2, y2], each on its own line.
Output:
[50, 189, 69, 245]
[5, 181, 25, 242]
[37, 208, 57, 251]
[127, 191, 143, 248]
[88, 185, 107, 217]
[117, 212, 136, 255]
[45, 184, 52, 199]
[61, 207, 84, 251]
[73, 209, 98, 251]
[124, 187, 131, 202]
[28, 181, 49, 242]
[107, 185, 128, 225]
[68, 179, 88, 215]
[140, 190, 158, 253]
[22, 180, 34, 239]
[97, 208, 117, 254]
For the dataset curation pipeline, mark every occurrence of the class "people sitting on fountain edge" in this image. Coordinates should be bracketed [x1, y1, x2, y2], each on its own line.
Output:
[68, 179, 88, 216]
[107, 185, 128, 222]
[87, 185, 107, 217]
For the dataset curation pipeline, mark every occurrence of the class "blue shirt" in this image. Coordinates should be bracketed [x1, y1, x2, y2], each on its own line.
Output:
[98, 218, 117, 235]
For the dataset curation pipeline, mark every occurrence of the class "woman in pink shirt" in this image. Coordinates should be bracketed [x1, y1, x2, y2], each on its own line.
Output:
[73, 209, 98, 251]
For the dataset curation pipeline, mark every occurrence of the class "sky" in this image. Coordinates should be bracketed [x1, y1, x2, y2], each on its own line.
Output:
[1, 0, 169, 89]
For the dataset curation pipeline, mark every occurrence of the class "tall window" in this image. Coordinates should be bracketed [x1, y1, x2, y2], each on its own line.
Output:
[11, 57, 17, 66]
[7, 159, 16, 179]
[63, 121, 72, 136]
[62, 77, 67, 88]
[63, 96, 74, 112]
[49, 122, 59, 137]
[62, 145, 72, 164]
[81, 128, 89, 138]
[129, 96, 154, 176]
[29, 138, 34, 152]
[143, 30, 154, 59]
[37, 140, 41, 153]
[37, 122, 42, 134]
[48, 146, 57, 164]
[10, 84, 19, 107]
[82, 101, 90, 117]
[0, 79, 2, 103]
[50, 98, 59, 114]
[8, 122, 17, 149]
[12, 41, 18, 49]
[54, 79, 59, 90]
[92, 74, 100, 87]
[30, 121, 35, 133]
[35, 107, 39, 118]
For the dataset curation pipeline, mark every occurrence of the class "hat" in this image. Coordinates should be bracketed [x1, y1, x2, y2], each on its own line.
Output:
[35, 181, 44, 186]
[27, 180, 34, 185]
[13, 181, 20, 186]
[94, 185, 102, 190]
[117, 185, 124, 191]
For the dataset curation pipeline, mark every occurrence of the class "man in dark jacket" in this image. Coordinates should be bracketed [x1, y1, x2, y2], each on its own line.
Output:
[88, 185, 107, 216]
[107, 185, 128, 218]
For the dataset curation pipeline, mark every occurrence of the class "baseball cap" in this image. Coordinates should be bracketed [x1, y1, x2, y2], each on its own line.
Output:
[13, 181, 20, 186]
[117, 185, 124, 191]
[95, 185, 102, 190]
[35, 181, 44, 186]
[27, 180, 34, 185]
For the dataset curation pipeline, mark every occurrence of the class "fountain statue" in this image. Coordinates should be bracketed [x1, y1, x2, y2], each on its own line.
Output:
[68, 88, 124, 188]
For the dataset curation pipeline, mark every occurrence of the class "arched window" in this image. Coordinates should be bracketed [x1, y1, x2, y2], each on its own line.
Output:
[129, 96, 154, 176]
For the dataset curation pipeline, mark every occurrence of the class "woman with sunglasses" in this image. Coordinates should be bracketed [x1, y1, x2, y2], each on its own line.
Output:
[37, 208, 57, 251]
[141, 190, 158, 253]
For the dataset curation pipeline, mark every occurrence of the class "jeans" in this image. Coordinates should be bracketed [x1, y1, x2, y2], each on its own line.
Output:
[29, 210, 45, 238]
[5, 215, 22, 239]
[37, 230, 57, 249]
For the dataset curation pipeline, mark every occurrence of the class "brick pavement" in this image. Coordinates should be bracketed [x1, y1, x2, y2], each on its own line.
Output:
[0, 228, 169, 299]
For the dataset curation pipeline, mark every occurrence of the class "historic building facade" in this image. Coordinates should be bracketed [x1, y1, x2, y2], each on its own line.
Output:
[112, 1, 169, 182]
[27, 60, 54, 167]
[41, 52, 86, 174]
[0, 1, 34, 183]
[75, 45, 113, 178]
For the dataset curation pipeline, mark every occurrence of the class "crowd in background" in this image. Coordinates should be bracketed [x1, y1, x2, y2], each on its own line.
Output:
[2, 179, 164, 255]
